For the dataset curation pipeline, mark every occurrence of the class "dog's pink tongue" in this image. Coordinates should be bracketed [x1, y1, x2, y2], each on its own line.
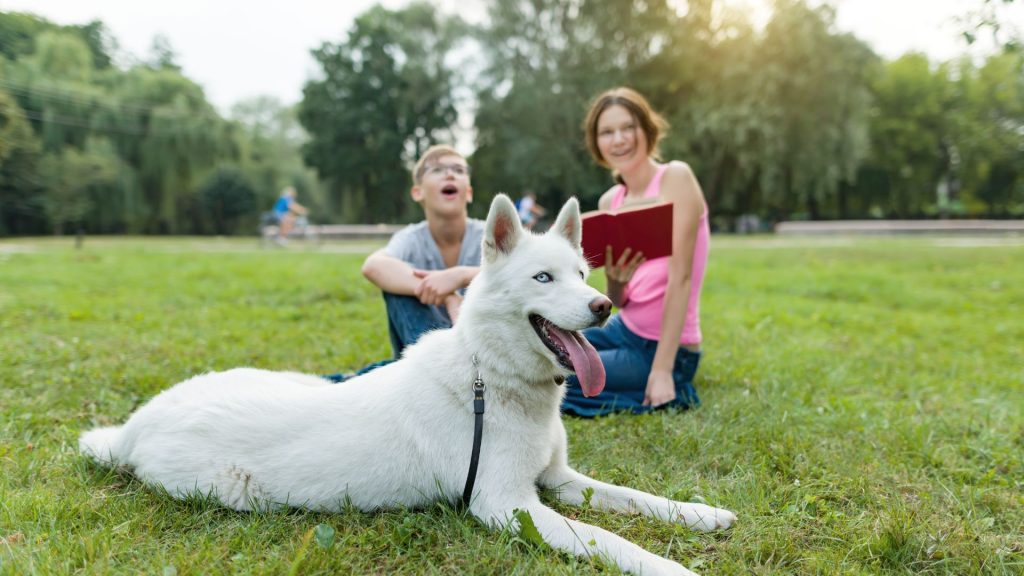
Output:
[549, 328, 605, 397]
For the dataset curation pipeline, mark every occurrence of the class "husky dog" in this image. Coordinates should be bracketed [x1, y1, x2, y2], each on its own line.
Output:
[80, 195, 735, 576]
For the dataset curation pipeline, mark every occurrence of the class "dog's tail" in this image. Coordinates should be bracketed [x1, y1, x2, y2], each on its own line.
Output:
[79, 426, 124, 466]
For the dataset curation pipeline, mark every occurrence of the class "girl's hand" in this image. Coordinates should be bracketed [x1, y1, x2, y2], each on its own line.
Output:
[643, 369, 676, 407]
[605, 246, 645, 285]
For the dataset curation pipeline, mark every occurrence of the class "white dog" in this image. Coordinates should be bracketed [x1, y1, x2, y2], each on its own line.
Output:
[80, 195, 735, 576]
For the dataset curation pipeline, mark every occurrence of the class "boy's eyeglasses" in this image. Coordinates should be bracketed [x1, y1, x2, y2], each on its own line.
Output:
[425, 163, 470, 177]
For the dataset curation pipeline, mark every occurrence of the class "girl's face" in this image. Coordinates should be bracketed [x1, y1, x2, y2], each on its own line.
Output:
[596, 104, 648, 171]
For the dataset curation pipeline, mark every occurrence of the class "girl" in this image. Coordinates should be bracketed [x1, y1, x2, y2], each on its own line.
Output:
[563, 87, 710, 416]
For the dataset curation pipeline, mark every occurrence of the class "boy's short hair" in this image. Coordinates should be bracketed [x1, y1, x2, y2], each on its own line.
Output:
[413, 145, 465, 185]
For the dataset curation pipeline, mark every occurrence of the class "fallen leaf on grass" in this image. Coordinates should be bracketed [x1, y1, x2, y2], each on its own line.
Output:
[314, 523, 335, 549]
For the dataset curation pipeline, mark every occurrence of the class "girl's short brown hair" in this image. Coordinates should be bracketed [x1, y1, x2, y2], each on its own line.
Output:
[583, 87, 669, 168]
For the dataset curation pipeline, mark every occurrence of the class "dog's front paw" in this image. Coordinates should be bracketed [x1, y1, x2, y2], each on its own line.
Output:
[677, 503, 736, 532]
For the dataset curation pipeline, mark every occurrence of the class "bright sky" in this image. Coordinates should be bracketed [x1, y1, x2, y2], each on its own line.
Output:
[2, 0, 1022, 114]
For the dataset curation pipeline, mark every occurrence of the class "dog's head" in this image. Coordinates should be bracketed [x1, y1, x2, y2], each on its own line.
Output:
[472, 194, 611, 397]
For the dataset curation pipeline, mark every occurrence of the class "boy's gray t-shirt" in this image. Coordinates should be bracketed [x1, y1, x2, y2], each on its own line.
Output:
[384, 219, 485, 272]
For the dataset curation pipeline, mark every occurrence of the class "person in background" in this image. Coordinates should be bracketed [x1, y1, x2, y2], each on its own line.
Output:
[562, 87, 711, 417]
[272, 186, 307, 244]
[516, 190, 546, 230]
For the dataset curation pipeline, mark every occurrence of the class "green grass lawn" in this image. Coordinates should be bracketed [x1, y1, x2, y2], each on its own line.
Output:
[1, 236, 1022, 575]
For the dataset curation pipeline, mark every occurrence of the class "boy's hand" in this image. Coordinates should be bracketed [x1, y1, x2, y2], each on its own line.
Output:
[413, 268, 466, 306]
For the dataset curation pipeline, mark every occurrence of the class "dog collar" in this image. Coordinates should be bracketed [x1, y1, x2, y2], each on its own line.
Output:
[461, 354, 486, 508]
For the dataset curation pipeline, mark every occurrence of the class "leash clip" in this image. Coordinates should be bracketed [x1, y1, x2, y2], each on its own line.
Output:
[471, 354, 485, 413]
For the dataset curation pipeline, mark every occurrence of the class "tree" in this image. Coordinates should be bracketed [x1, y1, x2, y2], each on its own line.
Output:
[148, 34, 180, 71]
[471, 0, 876, 223]
[39, 138, 119, 235]
[117, 66, 239, 232]
[198, 167, 258, 234]
[0, 88, 44, 235]
[0, 11, 54, 62]
[961, 0, 1021, 50]
[231, 96, 327, 219]
[73, 20, 116, 70]
[948, 52, 1024, 216]
[0, 12, 114, 69]
[299, 3, 463, 223]
[698, 1, 875, 221]
[471, 0, 677, 214]
[30, 30, 95, 83]
[0, 11, 307, 235]
[859, 54, 950, 217]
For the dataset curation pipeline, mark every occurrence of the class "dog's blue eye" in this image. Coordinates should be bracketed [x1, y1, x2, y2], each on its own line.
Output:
[533, 272, 553, 283]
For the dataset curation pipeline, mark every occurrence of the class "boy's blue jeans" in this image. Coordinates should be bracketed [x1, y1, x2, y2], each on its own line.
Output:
[382, 292, 451, 358]
[561, 315, 701, 417]
[324, 293, 448, 382]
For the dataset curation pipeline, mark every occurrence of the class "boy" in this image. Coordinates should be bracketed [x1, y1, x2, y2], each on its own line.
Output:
[360, 145, 483, 358]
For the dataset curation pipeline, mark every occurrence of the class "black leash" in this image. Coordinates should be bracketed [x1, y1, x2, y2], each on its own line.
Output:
[461, 354, 485, 508]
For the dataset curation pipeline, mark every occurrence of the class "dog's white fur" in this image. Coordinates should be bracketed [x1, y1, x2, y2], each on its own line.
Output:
[80, 195, 735, 576]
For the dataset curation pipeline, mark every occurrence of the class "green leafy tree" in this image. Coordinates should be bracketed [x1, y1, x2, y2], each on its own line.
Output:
[751, 2, 875, 220]
[0, 11, 307, 235]
[231, 96, 327, 220]
[948, 52, 1024, 216]
[113, 66, 239, 232]
[198, 167, 258, 234]
[299, 2, 462, 223]
[961, 0, 1021, 50]
[74, 20, 115, 70]
[0, 87, 44, 234]
[472, 0, 678, 213]
[39, 138, 119, 235]
[472, 0, 875, 223]
[862, 54, 950, 217]
[0, 12, 54, 62]
[0, 12, 114, 68]
[147, 34, 180, 71]
[851, 50, 1024, 219]
[31, 30, 95, 83]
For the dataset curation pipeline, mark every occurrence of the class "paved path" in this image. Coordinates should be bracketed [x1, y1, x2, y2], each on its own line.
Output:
[775, 220, 1024, 235]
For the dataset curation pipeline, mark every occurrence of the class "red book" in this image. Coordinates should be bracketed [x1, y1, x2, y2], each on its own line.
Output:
[581, 201, 673, 268]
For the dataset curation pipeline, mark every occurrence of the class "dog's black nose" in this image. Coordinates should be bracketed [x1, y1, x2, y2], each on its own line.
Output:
[590, 297, 612, 323]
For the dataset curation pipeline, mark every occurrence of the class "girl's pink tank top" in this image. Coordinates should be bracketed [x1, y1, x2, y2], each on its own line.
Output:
[610, 164, 709, 346]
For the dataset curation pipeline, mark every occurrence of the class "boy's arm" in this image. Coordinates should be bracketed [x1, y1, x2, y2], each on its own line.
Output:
[361, 249, 420, 296]
[413, 266, 479, 306]
[361, 249, 479, 305]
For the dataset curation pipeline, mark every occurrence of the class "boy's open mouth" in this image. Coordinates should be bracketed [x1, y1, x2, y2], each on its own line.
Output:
[441, 184, 458, 197]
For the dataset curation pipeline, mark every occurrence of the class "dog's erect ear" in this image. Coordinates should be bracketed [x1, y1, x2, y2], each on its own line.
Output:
[483, 194, 523, 262]
[549, 197, 582, 250]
